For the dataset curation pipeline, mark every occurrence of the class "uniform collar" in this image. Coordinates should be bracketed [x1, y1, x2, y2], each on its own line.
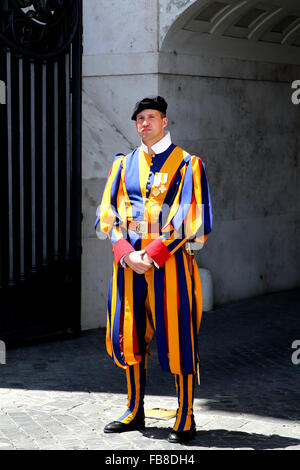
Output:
[140, 131, 172, 155]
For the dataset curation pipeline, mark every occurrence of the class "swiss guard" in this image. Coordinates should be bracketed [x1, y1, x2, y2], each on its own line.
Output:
[95, 96, 213, 443]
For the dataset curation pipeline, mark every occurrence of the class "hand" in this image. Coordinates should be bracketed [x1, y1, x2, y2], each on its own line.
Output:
[124, 250, 153, 274]
[142, 252, 154, 265]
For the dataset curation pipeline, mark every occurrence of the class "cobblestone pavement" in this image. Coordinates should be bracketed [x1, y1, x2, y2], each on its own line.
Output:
[0, 288, 300, 451]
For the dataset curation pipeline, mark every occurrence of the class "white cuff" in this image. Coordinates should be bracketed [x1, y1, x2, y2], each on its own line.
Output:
[120, 254, 128, 267]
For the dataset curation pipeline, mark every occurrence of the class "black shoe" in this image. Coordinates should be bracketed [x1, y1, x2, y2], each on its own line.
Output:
[168, 428, 196, 443]
[104, 419, 145, 434]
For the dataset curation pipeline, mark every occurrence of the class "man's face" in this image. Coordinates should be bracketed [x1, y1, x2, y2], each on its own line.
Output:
[135, 109, 168, 146]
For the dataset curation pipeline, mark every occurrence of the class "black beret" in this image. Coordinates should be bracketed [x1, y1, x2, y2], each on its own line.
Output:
[131, 95, 168, 120]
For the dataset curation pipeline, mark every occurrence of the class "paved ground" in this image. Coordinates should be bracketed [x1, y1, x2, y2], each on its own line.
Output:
[0, 288, 300, 451]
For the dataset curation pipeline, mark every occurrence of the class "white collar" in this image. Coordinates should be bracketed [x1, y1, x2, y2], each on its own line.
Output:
[140, 131, 172, 155]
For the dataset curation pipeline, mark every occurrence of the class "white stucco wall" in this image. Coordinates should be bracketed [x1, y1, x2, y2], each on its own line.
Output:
[81, 0, 300, 329]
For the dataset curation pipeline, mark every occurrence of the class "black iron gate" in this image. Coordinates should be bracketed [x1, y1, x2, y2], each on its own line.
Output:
[0, 0, 82, 343]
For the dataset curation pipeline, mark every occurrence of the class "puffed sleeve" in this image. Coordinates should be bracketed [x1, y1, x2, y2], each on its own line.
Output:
[95, 154, 135, 264]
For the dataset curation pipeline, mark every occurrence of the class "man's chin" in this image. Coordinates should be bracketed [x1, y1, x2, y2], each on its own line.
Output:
[142, 131, 152, 138]
[141, 135, 154, 144]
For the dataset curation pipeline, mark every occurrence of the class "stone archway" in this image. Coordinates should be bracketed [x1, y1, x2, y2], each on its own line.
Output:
[160, 0, 300, 63]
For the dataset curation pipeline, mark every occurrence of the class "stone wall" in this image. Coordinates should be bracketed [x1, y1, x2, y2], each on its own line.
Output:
[81, 0, 160, 329]
[81, 0, 300, 329]
[158, 70, 300, 304]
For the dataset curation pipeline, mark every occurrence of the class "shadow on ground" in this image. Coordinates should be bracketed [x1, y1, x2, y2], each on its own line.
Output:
[1, 289, 300, 423]
[141, 427, 300, 450]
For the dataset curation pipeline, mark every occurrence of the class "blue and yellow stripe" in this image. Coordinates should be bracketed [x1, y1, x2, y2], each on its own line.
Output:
[97, 144, 212, 376]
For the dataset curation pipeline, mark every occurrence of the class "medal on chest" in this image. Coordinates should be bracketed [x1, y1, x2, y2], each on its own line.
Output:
[152, 172, 168, 196]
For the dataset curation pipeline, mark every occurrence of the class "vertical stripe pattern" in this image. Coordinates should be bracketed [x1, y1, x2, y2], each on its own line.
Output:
[97, 145, 212, 375]
[173, 374, 196, 432]
[117, 360, 147, 424]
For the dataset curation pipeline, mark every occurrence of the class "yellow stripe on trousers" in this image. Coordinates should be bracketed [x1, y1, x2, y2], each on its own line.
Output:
[165, 256, 181, 374]
[117, 362, 146, 424]
[123, 268, 137, 365]
[110, 262, 124, 368]
[173, 374, 194, 432]
[182, 252, 195, 373]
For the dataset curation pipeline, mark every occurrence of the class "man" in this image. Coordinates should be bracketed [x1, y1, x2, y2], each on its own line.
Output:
[95, 96, 213, 443]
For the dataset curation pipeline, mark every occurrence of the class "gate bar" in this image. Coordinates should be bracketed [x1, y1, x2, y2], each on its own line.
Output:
[42, 61, 47, 266]
[30, 60, 36, 272]
[18, 56, 25, 280]
[65, 52, 71, 259]
[6, 49, 14, 285]
[54, 60, 59, 260]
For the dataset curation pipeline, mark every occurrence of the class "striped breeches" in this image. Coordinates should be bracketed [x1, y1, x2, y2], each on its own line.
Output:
[117, 357, 196, 431]
[106, 247, 203, 376]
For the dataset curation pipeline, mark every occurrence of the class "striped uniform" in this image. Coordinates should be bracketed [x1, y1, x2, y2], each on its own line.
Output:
[96, 143, 212, 374]
[95, 143, 212, 428]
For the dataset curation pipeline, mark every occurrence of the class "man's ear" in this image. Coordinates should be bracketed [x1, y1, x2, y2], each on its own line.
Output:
[163, 117, 168, 129]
